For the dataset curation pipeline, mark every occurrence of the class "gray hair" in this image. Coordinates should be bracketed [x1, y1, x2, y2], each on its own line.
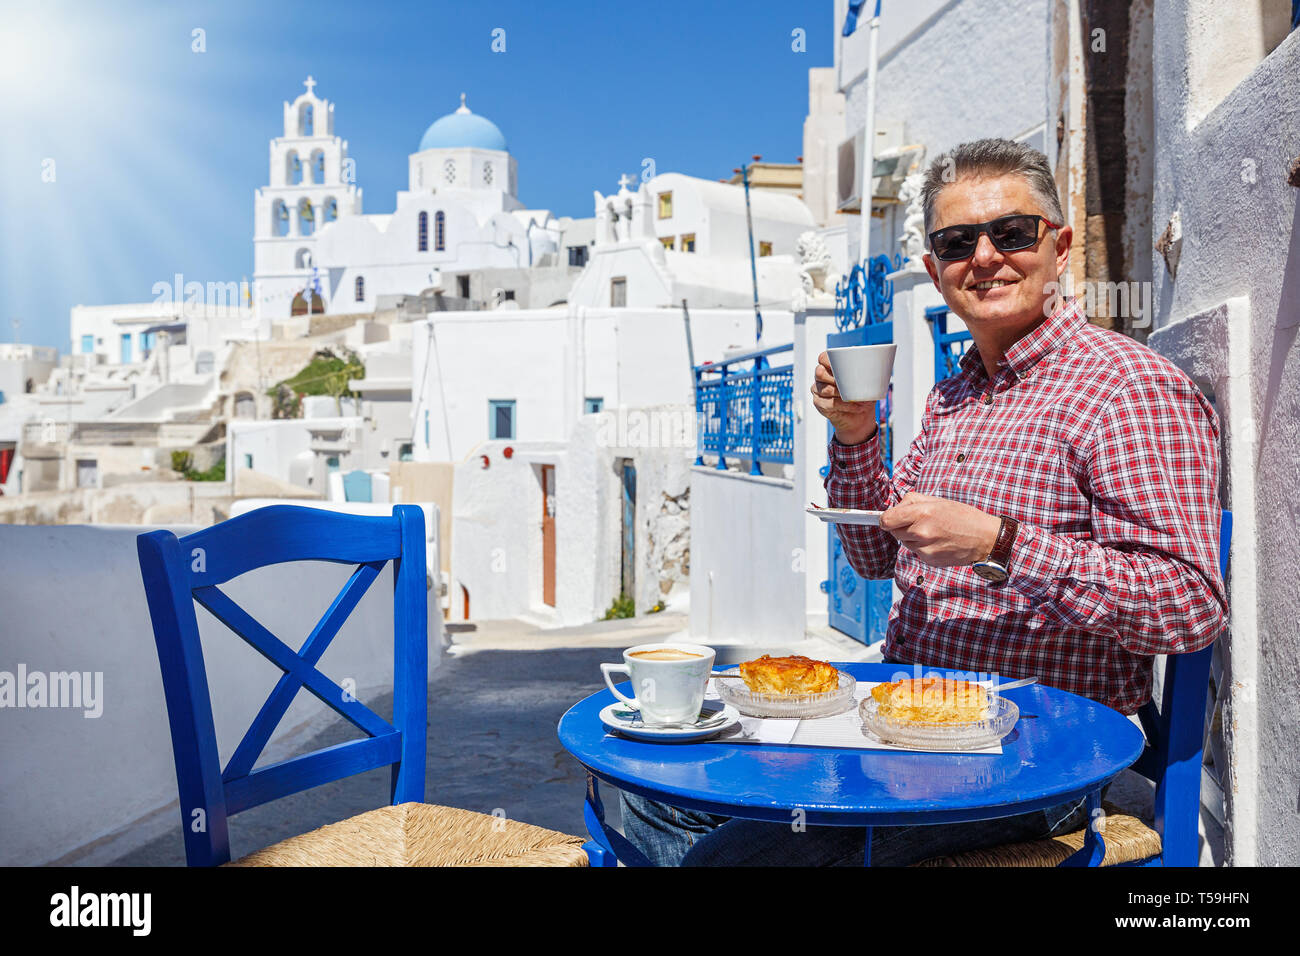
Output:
[920, 138, 1065, 245]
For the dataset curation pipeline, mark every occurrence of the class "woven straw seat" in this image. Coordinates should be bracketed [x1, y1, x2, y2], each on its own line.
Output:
[914, 802, 1162, 867]
[226, 802, 590, 867]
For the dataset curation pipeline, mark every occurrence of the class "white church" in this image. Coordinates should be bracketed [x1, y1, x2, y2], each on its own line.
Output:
[253, 78, 572, 318]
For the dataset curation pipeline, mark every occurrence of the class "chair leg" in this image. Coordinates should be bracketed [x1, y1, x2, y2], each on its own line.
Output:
[582, 772, 659, 867]
[583, 840, 618, 867]
[1058, 789, 1107, 867]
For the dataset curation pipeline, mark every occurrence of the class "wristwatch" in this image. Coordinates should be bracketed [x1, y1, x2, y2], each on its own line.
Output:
[972, 516, 1019, 583]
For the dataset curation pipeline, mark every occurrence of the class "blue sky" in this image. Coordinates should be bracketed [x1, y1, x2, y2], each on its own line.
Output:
[1, 0, 833, 351]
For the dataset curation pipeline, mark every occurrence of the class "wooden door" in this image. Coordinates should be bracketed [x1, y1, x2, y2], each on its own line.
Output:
[541, 465, 556, 607]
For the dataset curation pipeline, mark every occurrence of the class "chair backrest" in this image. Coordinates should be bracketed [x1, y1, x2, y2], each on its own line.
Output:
[137, 504, 428, 866]
[1130, 509, 1231, 866]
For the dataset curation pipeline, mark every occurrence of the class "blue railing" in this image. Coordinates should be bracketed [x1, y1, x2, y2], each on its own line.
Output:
[694, 343, 794, 475]
[834, 253, 902, 331]
[924, 305, 974, 383]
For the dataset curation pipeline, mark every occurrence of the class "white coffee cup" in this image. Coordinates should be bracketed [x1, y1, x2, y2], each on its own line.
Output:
[600, 642, 716, 727]
[825, 344, 897, 402]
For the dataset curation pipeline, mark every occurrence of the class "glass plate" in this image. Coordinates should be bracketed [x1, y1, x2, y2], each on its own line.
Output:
[858, 694, 1019, 751]
[714, 669, 857, 718]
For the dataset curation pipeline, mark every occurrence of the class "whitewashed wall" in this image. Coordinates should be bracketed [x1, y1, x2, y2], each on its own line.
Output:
[689, 467, 804, 643]
[1145, 9, 1299, 866]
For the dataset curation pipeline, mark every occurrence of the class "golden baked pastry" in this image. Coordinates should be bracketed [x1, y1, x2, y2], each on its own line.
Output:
[738, 655, 840, 695]
[870, 677, 990, 724]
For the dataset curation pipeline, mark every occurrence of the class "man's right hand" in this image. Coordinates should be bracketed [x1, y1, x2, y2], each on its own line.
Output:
[811, 350, 878, 446]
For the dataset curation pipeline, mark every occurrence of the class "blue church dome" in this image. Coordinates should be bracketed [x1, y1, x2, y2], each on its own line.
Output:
[418, 94, 507, 152]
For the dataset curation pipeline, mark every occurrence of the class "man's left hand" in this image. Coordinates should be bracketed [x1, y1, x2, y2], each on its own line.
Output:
[879, 492, 1003, 568]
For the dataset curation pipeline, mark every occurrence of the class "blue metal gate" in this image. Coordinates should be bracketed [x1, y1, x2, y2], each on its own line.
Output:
[821, 254, 899, 645]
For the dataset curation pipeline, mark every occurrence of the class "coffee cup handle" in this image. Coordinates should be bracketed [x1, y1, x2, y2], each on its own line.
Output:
[601, 663, 641, 709]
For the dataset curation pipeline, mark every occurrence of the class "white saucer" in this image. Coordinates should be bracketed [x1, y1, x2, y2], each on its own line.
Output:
[806, 506, 884, 526]
[599, 701, 740, 742]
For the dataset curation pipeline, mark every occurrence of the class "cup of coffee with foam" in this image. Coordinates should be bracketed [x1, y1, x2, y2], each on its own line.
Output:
[601, 642, 716, 727]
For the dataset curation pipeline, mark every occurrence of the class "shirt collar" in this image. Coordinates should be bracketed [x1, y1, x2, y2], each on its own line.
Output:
[957, 296, 1088, 381]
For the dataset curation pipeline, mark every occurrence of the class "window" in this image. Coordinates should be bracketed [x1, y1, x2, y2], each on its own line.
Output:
[326, 456, 340, 471]
[435, 211, 446, 251]
[658, 191, 673, 219]
[76, 459, 98, 489]
[759, 241, 773, 257]
[611, 277, 627, 307]
[489, 400, 516, 440]
[399, 442, 414, 462]
[584, 397, 604, 414]
[660, 236, 675, 251]
[418, 211, 428, 252]
[424, 410, 430, 445]
[140, 331, 155, 358]
[355, 276, 365, 301]
[502, 290, 515, 301]
[120, 333, 132, 364]
[243, 453, 254, 469]
[457, 274, 471, 298]
[81, 335, 93, 354]
[444, 159, 456, 184]
[568, 245, 588, 267]
[680, 233, 696, 252]
[483, 163, 493, 186]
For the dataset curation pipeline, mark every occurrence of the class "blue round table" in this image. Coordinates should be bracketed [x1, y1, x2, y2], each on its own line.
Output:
[557, 661, 1146, 866]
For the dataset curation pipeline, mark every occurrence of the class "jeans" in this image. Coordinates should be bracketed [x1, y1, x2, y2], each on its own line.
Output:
[617, 787, 1104, 866]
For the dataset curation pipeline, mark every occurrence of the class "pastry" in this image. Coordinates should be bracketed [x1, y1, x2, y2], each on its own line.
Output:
[738, 655, 840, 695]
[870, 677, 990, 724]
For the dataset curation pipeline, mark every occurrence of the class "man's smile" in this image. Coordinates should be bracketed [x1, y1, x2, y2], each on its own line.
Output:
[968, 277, 1021, 292]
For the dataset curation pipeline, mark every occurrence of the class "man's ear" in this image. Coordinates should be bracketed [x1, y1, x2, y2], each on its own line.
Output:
[1054, 224, 1073, 278]
[922, 252, 941, 290]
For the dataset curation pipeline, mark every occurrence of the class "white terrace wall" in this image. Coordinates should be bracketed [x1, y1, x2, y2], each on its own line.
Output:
[0, 519, 442, 866]
[689, 467, 804, 644]
[1145, 11, 1300, 866]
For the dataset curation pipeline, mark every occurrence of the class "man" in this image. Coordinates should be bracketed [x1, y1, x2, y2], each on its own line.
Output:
[619, 138, 1227, 866]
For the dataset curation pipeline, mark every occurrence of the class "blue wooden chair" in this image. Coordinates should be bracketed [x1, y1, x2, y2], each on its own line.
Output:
[137, 504, 590, 866]
[921, 510, 1232, 867]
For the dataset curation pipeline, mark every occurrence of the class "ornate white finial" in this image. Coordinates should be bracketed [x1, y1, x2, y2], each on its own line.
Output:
[456, 92, 470, 114]
[304, 75, 317, 95]
[616, 173, 635, 192]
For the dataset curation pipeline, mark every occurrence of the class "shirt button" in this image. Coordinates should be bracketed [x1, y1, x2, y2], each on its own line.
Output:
[956, 453, 966, 463]
[983, 394, 994, 405]
[915, 574, 924, 585]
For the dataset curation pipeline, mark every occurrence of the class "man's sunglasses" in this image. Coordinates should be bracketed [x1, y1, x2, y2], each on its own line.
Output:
[927, 214, 1060, 261]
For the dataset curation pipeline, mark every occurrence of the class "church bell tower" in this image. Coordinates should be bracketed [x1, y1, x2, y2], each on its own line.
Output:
[253, 77, 363, 318]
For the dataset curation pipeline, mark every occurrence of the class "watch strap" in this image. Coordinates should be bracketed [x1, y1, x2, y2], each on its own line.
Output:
[986, 516, 1019, 568]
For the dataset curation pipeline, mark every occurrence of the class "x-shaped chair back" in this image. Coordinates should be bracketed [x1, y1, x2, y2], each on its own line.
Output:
[137, 504, 427, 866]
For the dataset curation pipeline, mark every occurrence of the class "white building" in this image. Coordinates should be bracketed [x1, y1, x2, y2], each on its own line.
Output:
[256, 79, 581, 318]
[570, 172, 814, 310]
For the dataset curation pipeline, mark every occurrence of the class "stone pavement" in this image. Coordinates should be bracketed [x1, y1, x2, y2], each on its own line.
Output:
[102, 611, 873, 865]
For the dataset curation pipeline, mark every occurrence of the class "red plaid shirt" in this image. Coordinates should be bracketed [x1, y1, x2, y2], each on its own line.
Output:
[825, 297, 1227, 714]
